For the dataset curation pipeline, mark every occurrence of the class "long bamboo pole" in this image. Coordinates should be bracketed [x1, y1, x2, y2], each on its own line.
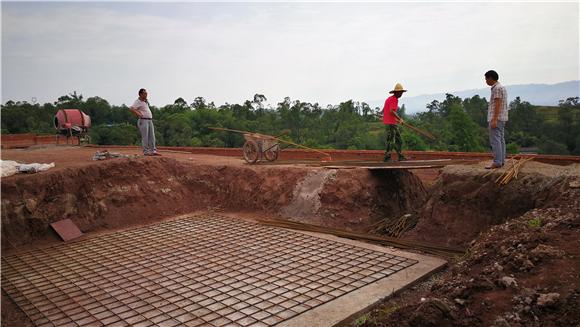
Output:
[399, 121, 436, 140]
[275, 138, 332, 158]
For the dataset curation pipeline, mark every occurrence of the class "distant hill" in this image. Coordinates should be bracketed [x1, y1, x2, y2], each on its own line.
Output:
[368, 80, 579, 114]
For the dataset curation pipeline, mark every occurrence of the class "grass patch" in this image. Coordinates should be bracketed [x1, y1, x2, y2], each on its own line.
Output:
[376, 305, 400, 319]
[354, 313, 373, 326]
[528, 217, 542, 228]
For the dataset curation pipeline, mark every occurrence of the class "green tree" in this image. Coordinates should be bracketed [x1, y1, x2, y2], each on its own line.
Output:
[445, 104, 483, 152]
[55, 91, 83, 109]
[507, 97, 540, 149]
[539, 138, 569, 155]
[90, 123, 138, 145]
[81, 96, 111, 124]
[401, 127, 428, 151]
[161, 113, 195, 146]
[2, 92, 578, 155]
[556, 97, 580, 154]
[463, 95, 488, 128]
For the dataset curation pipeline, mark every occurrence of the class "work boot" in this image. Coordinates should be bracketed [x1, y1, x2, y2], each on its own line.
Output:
[485, 163, 502, 169]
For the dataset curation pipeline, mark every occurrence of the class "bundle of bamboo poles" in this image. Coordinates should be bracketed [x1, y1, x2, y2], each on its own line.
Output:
[372, 214, 418, 238]
[495, 156, 536, 185]
[256, 218, 464, 258]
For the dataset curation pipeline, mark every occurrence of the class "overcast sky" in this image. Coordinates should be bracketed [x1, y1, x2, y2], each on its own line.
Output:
[2, 1, 579, 108]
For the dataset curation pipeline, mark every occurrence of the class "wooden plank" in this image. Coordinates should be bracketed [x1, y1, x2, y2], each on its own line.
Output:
[50, 219, 83, 241]
[258, 159, 475, 169]
[323, 165, 445, 170]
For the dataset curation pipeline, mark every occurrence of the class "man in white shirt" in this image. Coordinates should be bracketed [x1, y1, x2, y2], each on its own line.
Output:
[130, 88, 160, 156]
[484, 70, 508, 169]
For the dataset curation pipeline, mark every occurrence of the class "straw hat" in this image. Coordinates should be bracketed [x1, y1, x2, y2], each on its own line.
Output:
[389, 83, 407, 94]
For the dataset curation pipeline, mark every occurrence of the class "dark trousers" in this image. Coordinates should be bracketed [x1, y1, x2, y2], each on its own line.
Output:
[384, 124, 403, 160]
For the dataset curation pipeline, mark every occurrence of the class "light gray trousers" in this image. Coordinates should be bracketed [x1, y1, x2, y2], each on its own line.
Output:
[138, 119, 157, 154]
[489, 121, 506, 166]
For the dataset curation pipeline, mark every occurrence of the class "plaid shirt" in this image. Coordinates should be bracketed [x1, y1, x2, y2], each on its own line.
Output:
[488, 82, 508, 122]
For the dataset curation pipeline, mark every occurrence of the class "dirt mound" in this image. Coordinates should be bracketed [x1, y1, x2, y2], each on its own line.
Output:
[1, 157, 426, 249]
[405, 163, 577, 247]
[354, 175, 580, 327]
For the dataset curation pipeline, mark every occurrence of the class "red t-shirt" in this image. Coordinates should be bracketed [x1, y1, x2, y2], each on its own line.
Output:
[383, 95, 399, 125]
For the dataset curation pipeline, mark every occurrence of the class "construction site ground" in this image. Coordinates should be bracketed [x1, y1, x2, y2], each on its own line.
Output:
[1, 145, 579, 326]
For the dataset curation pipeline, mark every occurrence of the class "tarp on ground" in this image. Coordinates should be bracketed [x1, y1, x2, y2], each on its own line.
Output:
[1, 160, 55, 177]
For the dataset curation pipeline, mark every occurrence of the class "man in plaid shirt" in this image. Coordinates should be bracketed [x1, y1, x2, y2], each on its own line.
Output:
[484, 70, 508, 169]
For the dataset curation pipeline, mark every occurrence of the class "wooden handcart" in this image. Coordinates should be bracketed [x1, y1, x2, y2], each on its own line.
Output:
[209, 127, 331, 164]
[241, 132, 281, 163]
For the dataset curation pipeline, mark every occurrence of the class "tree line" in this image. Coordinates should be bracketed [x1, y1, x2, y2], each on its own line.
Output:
[1, 92, 579, 155]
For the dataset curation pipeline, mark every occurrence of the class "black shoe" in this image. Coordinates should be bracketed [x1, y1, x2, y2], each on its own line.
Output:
[398, 155, 407, 161]
[383, 157, 392, 162]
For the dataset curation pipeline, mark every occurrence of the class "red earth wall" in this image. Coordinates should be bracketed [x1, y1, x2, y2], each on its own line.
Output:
[1, 133, 79, 149]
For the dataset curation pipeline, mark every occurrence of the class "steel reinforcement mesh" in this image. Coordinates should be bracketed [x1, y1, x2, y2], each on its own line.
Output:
[2, 213, 418, 327]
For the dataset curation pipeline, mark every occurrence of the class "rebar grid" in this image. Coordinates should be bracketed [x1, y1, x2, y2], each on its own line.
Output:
[2, 214, 418, 326]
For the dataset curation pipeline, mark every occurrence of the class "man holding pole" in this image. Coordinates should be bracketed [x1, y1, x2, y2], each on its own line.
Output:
[383, 83, 407, 162]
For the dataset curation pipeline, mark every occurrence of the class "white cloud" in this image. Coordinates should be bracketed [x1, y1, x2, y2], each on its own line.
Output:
[2, 2, 578, 108]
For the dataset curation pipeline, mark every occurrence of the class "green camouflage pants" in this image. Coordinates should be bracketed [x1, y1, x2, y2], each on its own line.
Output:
[384, 124, 403, 161]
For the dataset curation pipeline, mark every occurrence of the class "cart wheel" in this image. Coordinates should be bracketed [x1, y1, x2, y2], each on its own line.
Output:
[243, 140, 260, 164]
[264, 146, 279, 162]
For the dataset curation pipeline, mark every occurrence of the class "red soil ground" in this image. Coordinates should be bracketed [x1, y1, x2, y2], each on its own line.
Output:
[2, 145, 579, 326]
[359, 183, 580, 327]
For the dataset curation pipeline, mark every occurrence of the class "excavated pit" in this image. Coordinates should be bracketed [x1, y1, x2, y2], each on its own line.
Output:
[1, 150, 579, 327]
[405, 163, 578, 247]
[2, 156, 576, 251]
[2, 158, 578, 249]
[1, 157, 427, 250]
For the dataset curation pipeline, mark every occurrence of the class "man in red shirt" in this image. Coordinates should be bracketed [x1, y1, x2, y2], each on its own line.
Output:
[383, 83, 407, 162]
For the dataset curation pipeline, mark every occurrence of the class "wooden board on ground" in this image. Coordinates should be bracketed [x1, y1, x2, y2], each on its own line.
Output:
[258, 159, 477, 169]
[322, 164, 447, 170]
[318, 159, 454, 167]
[50, 219, 83, 241]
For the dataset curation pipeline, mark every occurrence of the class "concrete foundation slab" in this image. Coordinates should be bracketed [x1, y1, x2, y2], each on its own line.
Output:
[2, 213, 445, 326]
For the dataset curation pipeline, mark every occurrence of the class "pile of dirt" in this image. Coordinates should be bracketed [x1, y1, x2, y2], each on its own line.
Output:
[354, 176, 580, 327]
[404, 162, 577, 247]
[1, 156, 426, 249]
